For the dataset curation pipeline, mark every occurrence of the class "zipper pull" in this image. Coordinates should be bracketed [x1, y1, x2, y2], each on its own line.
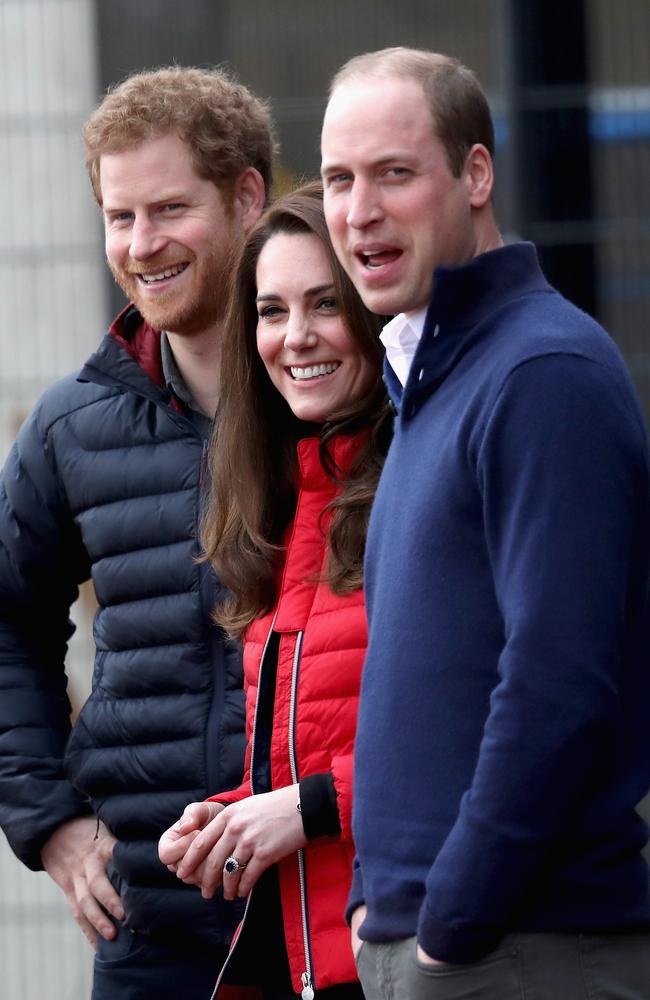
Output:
[301, 972, 314, 1000]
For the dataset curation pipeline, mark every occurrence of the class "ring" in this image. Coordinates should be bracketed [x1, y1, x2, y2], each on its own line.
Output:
[223, 855, 247, 875]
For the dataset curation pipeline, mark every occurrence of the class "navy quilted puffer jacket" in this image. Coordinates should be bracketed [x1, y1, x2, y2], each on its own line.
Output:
[0, 308, 245, 946]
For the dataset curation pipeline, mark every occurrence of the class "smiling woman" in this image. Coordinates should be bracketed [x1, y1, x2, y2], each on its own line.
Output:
[158, 182, 391, 1000]
[255, 230, 376, 423]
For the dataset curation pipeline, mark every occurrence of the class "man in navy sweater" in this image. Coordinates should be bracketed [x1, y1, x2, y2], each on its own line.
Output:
[321, 47, 650, 998]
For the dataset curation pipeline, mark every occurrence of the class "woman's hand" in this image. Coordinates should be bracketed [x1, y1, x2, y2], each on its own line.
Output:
[158, 801, 225, 872]
[173, 785, 307, 900]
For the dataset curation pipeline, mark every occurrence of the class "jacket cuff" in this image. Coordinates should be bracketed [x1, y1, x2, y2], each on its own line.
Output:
[417, 900, 503, 964]
[13, 799, 93, 873]
[299, 772, 340, 840]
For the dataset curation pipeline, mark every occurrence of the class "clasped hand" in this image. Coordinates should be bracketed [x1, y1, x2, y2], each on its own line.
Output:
[41, 815, 122, 949]
[158, 784, 307, 900]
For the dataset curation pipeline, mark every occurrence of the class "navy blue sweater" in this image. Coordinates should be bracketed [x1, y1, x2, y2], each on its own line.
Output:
[350, 243, 650, 963]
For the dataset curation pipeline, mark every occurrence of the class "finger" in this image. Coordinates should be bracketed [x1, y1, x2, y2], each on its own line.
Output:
[177, 801, 221, 835]
[76, 912, 99, 951]
[63, 887, 99, 950]
[159, 827, 201, 866]
[97, 835, 117, 864]
[158, 831, 178, 866]
[197, 842, 235, 899]
[235, 856, 267, 898]
[176, 815, 228, 878]
[87, 867, 125, 922]
[180, 870, 204, 887]
[158, 827, 185, 865]
[73, 877, 117, 942]
[221, 854, 249, 901]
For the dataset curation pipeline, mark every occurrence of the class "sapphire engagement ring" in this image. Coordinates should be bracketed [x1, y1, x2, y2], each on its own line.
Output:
[223, 855, 247, 875]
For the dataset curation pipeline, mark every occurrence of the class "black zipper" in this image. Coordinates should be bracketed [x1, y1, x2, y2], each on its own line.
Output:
[288, 632, 315, 1000]
[209, 615, 278, 1000]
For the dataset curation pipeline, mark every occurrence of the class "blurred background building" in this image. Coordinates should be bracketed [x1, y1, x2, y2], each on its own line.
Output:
[1, 0, 649, 996]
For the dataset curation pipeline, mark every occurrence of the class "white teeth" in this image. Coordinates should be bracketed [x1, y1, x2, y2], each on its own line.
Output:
[290, 362, 340, 381]
[141, 263, 188, 283]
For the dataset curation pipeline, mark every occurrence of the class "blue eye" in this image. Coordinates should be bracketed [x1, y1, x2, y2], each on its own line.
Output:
[108, 211, 134, 224]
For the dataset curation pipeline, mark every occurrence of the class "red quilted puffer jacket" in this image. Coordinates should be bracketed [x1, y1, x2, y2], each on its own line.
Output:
[211, 434, 368, 997]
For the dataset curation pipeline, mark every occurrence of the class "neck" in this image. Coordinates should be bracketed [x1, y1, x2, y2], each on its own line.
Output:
[473, 209, 504, 259]
[166, 323, 222, 418]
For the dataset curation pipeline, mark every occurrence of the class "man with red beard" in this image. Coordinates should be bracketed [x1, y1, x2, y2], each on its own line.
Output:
[0, 67, 272, 999]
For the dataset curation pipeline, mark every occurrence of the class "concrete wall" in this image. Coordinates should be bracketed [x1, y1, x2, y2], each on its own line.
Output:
[0, 2, 102, 995]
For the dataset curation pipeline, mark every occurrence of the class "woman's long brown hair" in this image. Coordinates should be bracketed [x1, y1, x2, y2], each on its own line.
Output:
[201, 182, 391, 638]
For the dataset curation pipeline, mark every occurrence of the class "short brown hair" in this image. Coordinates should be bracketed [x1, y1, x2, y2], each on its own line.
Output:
[330, 47, 494, 178]
[83, 65, 276, 204]
[202, 182, 391, 638]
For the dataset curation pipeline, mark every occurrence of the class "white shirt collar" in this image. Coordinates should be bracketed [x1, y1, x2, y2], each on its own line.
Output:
[379, 307, 428, 386]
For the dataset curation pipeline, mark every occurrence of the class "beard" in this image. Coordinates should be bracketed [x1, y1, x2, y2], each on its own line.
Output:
[109, 244, 232, 336]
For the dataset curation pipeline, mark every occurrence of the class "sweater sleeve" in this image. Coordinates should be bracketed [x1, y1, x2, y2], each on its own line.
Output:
[345, 856, 365, 925]
[417, 352, 650, 962]
[0, 402, 92, 870]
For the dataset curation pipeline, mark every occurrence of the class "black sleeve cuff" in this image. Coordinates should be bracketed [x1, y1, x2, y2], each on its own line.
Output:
[299, 772, 341, 840]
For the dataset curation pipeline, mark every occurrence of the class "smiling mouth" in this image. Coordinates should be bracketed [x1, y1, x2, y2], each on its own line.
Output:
[290, 362, 340, 381]
[358, 249, 402, 270]
[138, 262, 189, 284]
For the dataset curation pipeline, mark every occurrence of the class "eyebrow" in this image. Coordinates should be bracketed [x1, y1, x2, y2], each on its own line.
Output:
[321, 152, 417, 173]
[102, 190, 190, 213]
[256, 282, 335, 303]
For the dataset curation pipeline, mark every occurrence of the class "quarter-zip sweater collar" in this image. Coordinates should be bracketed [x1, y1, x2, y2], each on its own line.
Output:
[386, 241, 552, 417]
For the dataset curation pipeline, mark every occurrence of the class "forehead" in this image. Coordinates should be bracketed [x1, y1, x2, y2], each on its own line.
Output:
[256, 231, 330, 286]
[99, 132, 202, 204]
[321, 75, 435, 165]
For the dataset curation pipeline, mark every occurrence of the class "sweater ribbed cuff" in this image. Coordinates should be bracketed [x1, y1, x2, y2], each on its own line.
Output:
[298, 772, 340, 840]
[345, 858, 365, 926]
[417, 900, 503, 964]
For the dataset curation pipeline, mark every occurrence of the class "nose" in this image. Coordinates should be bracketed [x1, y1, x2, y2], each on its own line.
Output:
[129, 214, 167, 261]
[283, 311, 317, 351]
[345, 178, 383, 230]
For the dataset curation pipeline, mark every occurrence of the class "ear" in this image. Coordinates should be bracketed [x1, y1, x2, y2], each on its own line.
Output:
[232, 167, 266, 231]
[463, 144, 493, 209]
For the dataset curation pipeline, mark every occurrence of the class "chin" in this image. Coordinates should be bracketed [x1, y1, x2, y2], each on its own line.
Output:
[359, 289, 400, 317]
[137, 301, 213, 336]
[291, 405, 327, 424]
